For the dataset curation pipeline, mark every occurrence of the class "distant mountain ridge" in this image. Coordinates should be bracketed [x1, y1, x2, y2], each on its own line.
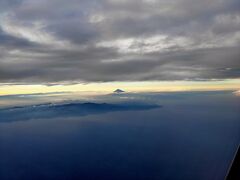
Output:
[0, 102, 161, 122]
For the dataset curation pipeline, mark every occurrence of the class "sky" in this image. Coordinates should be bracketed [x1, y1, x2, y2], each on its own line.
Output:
[0, 0, 239, 95]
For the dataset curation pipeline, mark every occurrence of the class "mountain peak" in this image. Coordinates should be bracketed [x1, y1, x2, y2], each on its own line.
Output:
[114, 89, 125, 93]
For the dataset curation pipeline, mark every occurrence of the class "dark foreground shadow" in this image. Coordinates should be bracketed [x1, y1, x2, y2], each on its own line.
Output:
[0, 102, 161, 123]
[225, 145, 240, 180]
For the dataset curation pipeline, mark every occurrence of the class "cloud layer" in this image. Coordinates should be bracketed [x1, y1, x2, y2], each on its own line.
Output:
[0, 0, 239, 84]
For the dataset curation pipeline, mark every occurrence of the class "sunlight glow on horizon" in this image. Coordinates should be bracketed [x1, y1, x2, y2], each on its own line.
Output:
[0, 79, 239, 96]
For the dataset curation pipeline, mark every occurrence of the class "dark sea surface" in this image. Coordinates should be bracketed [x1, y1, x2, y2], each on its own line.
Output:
[0, 91, 239, 180]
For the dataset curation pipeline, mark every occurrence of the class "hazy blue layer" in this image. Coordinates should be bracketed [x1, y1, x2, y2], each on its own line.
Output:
[0, 91, 239, 180]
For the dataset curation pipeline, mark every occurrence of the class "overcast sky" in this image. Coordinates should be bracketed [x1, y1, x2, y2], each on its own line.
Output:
[0, 0, 239, 84]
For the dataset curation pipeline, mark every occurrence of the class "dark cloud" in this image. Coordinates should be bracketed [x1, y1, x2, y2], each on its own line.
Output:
[0, 0, 23, 12]
[0, 27, 35, 47]
[0, 0, 239, 84]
